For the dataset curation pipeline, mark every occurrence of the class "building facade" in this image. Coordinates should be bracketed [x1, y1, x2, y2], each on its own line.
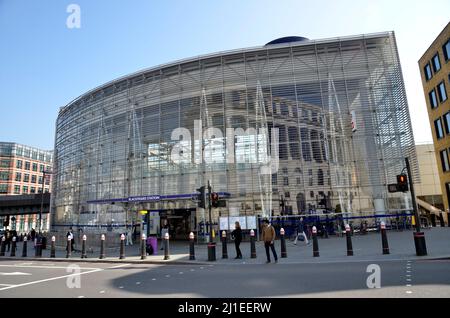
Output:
[0, 142, 53, 232]
[52, 32, 418, 237]
[419, 22, 450, 224]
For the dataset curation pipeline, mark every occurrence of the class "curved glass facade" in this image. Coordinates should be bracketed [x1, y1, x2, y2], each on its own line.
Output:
[52, 32, 418, 232]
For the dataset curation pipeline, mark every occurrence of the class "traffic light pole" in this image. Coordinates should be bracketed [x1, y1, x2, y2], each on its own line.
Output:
[207, 180, 212, 243]
[405, 157, 427, 256]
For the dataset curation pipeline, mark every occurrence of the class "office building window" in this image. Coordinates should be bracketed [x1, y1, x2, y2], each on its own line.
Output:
[435, 118, 444, 139]
[444, 112, 450, 135]
[0, 184, 8, 194]
[432, 53, 441, 73]
[424, 63, 432, 81]
[0, 171, 10, 181]
[31, 175, 37, 183]
[30, 187, 36, 194]
[0, 159, 11, 168]
[39, 164, 44, 172]
[429, 89, 438, 108]
[444, 39, 450, 61]
[32, 163, 38, 171]
[15, 172, 21, 182]
[25, 161, 30, 170]
[437, 81, 447, 103]
[272, 173, 278, 185]
[22, 186, 28, 194]
[14, 185, 20, 194]
[23, 174, 30, 182]
[45, 188, 49, 193]
[38, 176, 43, 184]
[440, 149, 450, 172]
[283, 177, 289, 186]
[16, 160, 22, 169]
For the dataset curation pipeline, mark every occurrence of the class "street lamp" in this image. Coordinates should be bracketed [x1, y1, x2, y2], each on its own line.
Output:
[38, 169, 52, 235]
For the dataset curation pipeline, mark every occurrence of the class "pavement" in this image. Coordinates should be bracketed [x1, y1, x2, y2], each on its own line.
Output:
[1, 227, 450, 265]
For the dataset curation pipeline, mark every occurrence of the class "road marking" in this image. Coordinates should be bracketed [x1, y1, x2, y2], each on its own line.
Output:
[136, 282, 141, 285]
[0, 264, 99, 270]
[406, 291, 412, 294]
[78, 296, 85, 298]
[406, 284, 412, 287]
[200, 267, 204, 269]
[179, 272, 183, 275]
[406, 279, 412, 282]
[99, 290, 105, 294]
[406, 270, 411, 273]
[152, 278, 156, 281]
[0, 272, 32, 276]
[165, 275, 170, 278]
[109, 264, 130, 269]
[0, 268, 103, 292]
[0, 284, 15, 287]
[190, 269, 195, 272]
[119, 286, 124, 289]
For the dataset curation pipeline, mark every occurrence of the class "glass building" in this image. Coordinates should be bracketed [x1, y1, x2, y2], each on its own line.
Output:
[52, 32, 418, 236]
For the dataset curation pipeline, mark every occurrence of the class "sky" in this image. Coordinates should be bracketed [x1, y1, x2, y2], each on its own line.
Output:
[0, 0, 449, 150]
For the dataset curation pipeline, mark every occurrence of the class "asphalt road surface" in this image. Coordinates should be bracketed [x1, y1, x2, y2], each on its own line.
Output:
[0, 258, 449, 298]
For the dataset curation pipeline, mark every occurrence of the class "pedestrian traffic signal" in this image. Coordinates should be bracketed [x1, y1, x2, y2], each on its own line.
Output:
[397, 174, 408, 192]
[211, 192, 219, 208]
[196, 186, 206, 208]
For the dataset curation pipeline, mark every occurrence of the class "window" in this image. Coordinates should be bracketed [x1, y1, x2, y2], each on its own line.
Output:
[15, 172, 21, 182]
[429, 89, 438, 108]
[31, 175, 37, 183]
[0, 171, 10, 180]
[45, 188, 49, 193]
[0, 184, 8, 194]
[32, 163, 38, 171]
[437, 82, 447, 103]
[296, 177, 302, 185]
[22, 186, 28, 194]
[283, 177, 289, 186]
[16, 160, 22, 169]
[318, 169, 324, 186]
[435, 118, 444, 139]
[14, 185, 20, 194]
[432, 53, 441, 73]
[282, 167, 288, 174]
[272, 173, 278, 185]
[440, 149, 450, 172]
[424, 63, 432, 81]
[24, 161, 30, 170]
[38, 176, 43, 184]
[0, 159, 10, 168]
[45, 178, 50, 185]
[443, 39, 450, 61]
[30, 187, 36, 194]
[444, 112, 450, 135]
[23, 174, 29, 182]
[39, 164, 44, 172]
[308, 169, 313, 186]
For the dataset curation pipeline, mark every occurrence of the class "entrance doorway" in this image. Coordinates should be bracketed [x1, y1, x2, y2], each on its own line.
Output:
[160, 208, 195, 240]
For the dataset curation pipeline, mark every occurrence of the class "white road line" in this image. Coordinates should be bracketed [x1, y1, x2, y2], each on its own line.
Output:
[179, 272, 183, 274]
[108, 264, 130, 269]
[152, 278, 156, 281]
[0, 264, 99, 270]
[165, 275, 170, 278]
[119, 286, 124, 289]
[77, 296, 85, 298]
[406, 279, 412, 282]
[136, 282, 141, 285]
[99, 290, 105, 294]
[406, 291, 412, 294]
[406, 284, 412, 287]
[190, 269, 195, 272]
[0, 284, 15, 287]
[0, 268, 103, 292]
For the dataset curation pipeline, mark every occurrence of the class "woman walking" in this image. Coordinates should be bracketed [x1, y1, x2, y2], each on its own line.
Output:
[231, 221, 243, 259]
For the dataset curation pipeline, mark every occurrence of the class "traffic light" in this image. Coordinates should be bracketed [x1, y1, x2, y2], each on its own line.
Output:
[3, 215, 10, 227]
[397, 174, 408, 192]
[211, 192, 219, 208]
[196, 186, 206, 208]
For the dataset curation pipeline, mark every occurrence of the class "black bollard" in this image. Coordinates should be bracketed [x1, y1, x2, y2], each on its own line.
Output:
[141, 234, 146, 260]
[324, 227, 329, 239]
[345, 224, 353, 256]
[66, 237, 72, 258]
[0, 236, 5, 256]
[81, 235, 87, 259]
[189, 232, 195, 260]
[222, 231, 228, 259]
[250, 230, 256, 259]
[380, 222, 390, 255]
[50, 236, 56, 258]
[99, 234, 106, 259]
[35, 235, 41, 258]
[280, 228, 287, 258]
[119, 233, 125, 260]
[312, 226, 320, 257]
[163, 233, 170, 260]
[10, 237, 16, 257]
[22, 236, 28, 257]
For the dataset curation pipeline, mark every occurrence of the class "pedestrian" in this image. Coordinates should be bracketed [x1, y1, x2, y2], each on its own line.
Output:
[125, 226, 133, 246]
[66, 227, 75, 252]
[30, 228, 36, 242]
[231, 221, 242, 259]
[294, 217, 309, 245]
[262, 219, 278, 263]
[160, 221, 169, 250]
[5, 230, 11, 252]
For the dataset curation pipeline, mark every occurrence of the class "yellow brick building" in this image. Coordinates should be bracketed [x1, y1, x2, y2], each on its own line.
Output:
[419, 22, 450, 225]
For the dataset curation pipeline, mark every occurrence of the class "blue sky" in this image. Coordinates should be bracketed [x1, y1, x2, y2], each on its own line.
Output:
[0, 0, 449, 150]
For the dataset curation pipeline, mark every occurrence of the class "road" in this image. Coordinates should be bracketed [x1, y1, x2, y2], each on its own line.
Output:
[0, 258, 449, 298]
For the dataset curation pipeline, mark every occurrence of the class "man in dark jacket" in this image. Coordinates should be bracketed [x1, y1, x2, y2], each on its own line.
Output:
[231, 221, 243, 259]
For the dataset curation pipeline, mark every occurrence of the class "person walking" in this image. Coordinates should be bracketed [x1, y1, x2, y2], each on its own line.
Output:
[125, 226, 133, 246]
[262, 219, 278, 263]
[294, 217, 309, 245]
[66, 228, 75, 252]
[5, 230, 11, 252]
[231, 221, 243, 259]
